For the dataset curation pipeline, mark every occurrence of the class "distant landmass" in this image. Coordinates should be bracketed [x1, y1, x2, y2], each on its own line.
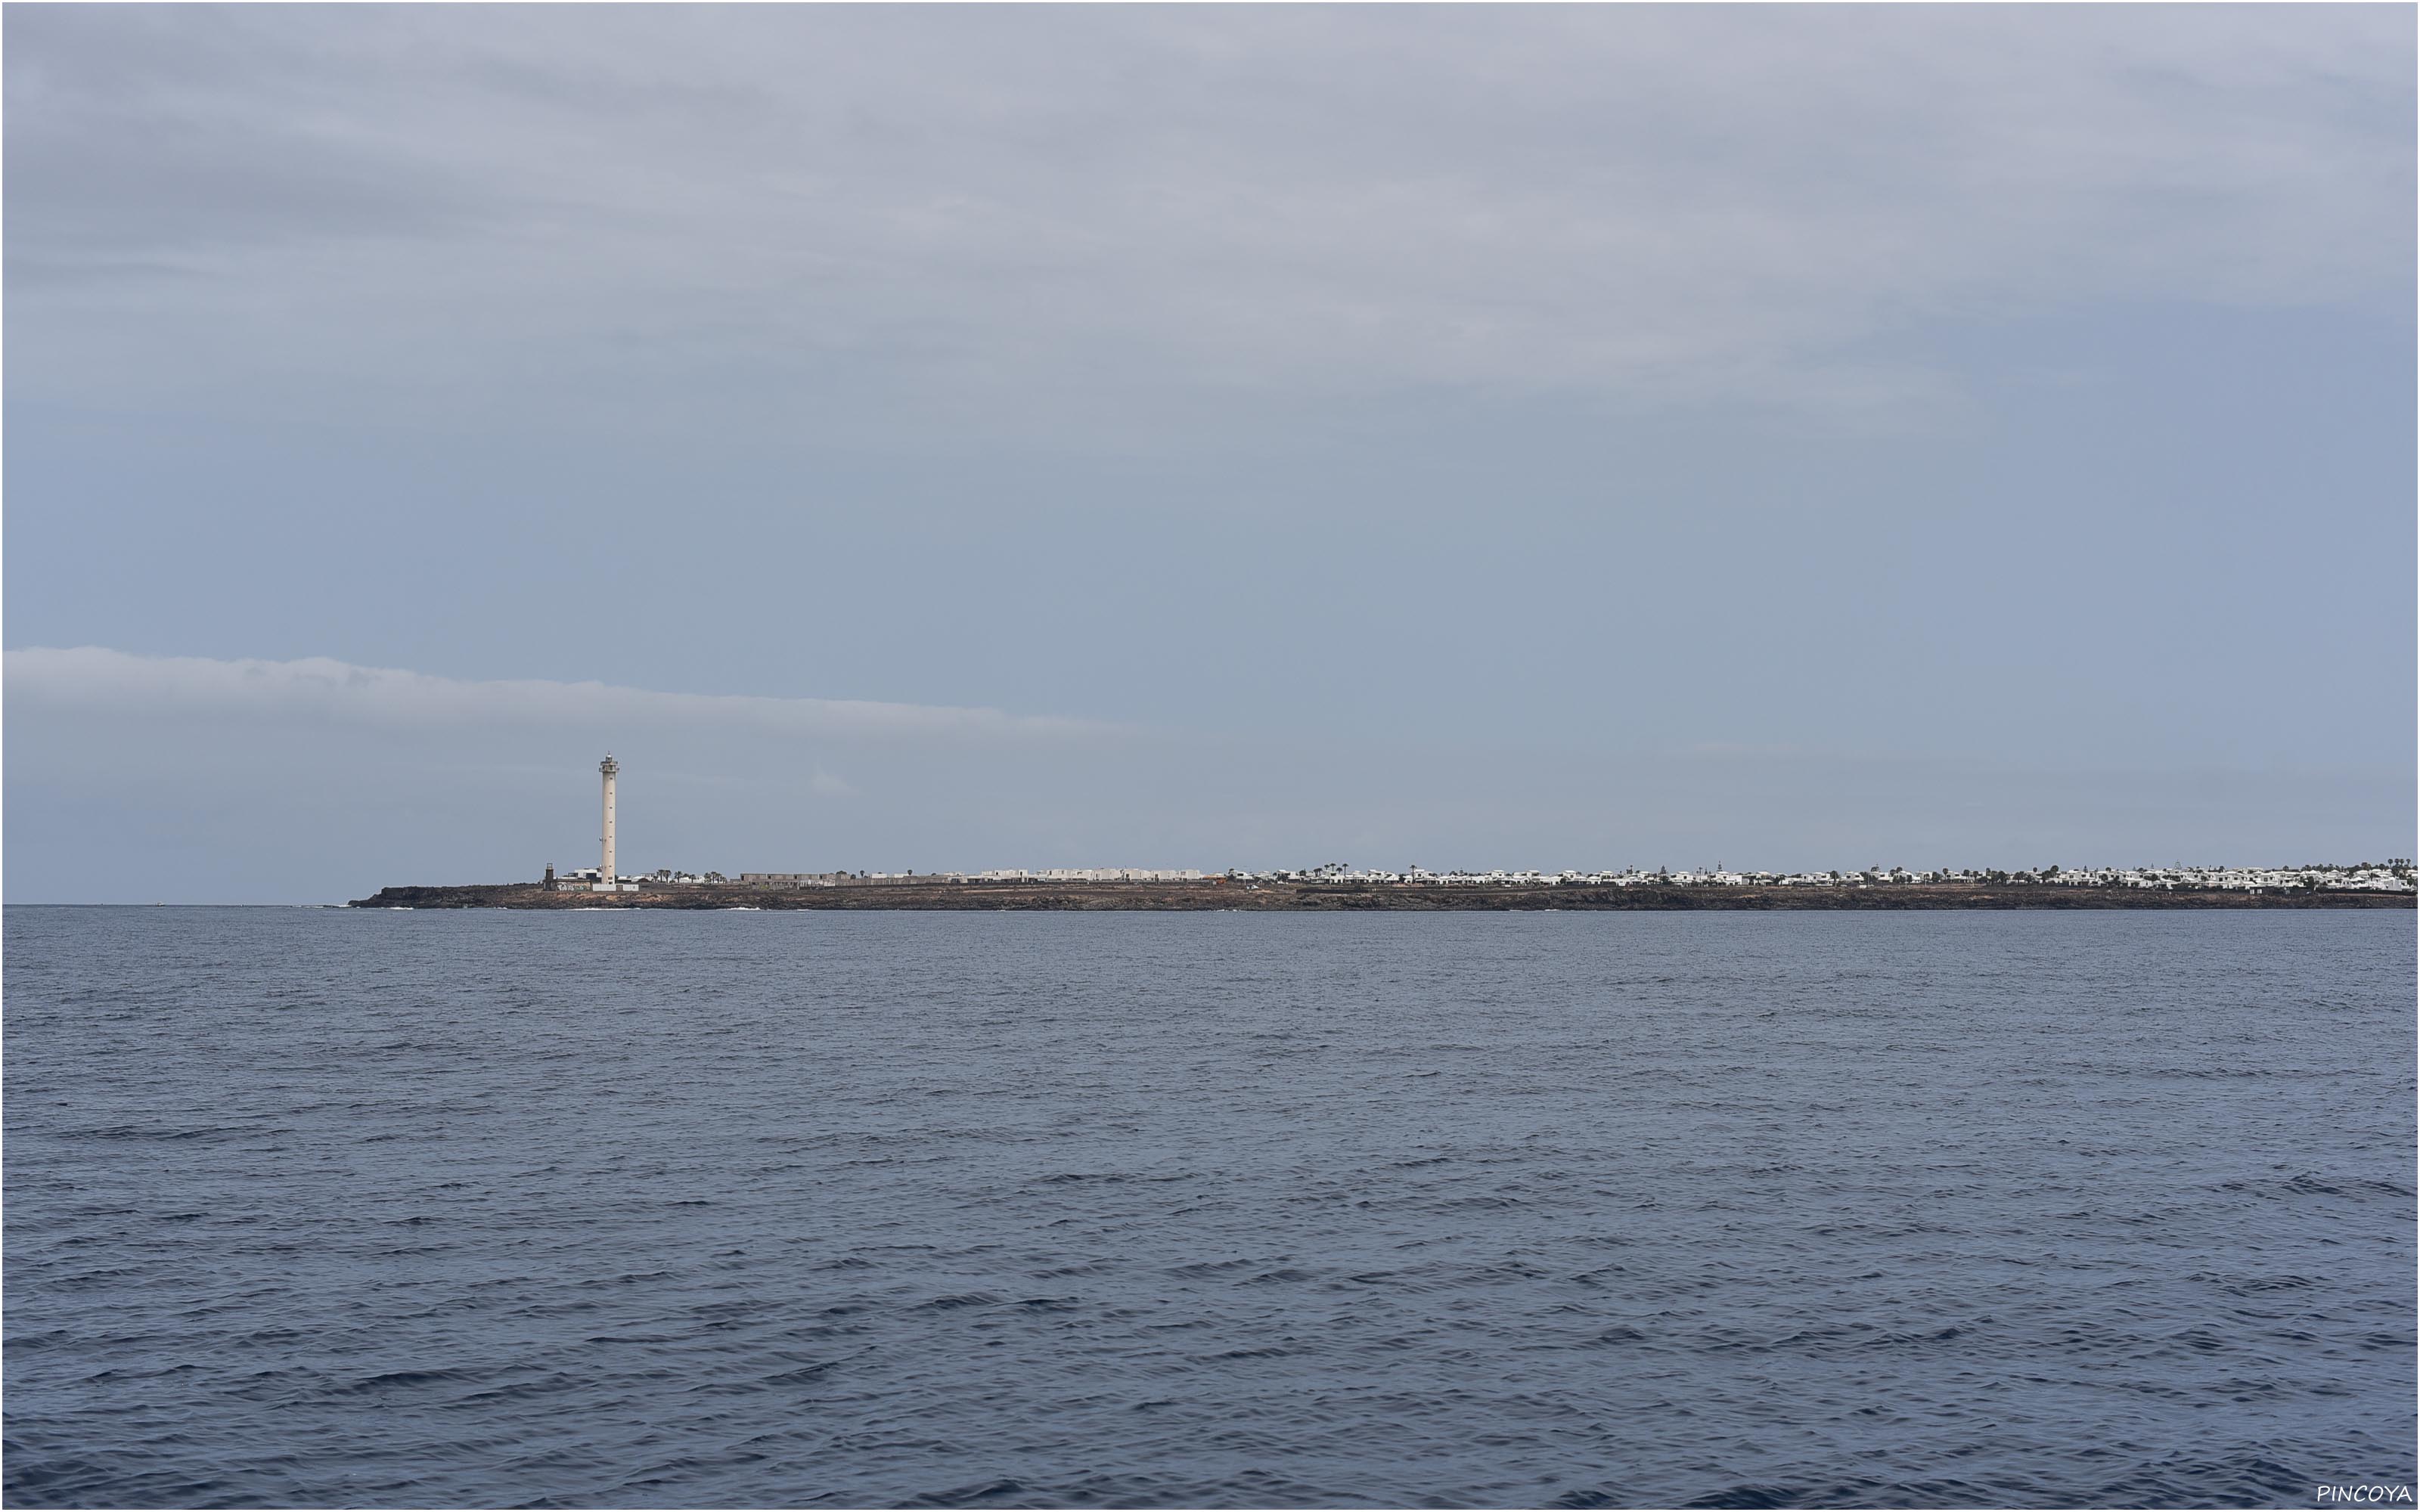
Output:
[470, 754, 2413, 911]
[350, 877, 2415, 911]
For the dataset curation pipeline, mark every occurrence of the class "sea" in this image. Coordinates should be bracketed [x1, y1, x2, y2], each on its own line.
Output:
[5, 906, 2412, 1509]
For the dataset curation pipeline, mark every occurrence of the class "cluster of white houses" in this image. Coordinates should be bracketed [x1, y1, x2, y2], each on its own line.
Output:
[549, 860, 2415, 894]
[1229, 862, 2417, 892]
[551, 756, 2414, 895]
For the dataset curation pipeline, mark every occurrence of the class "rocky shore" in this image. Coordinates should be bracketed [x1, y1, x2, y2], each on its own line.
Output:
[349, 880, 2415, 911]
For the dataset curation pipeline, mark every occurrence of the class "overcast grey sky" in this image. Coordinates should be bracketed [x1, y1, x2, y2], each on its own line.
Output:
[7, 5, 2412, 901]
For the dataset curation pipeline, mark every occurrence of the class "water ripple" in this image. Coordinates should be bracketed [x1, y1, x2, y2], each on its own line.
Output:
[4, 907, 2412, 1507]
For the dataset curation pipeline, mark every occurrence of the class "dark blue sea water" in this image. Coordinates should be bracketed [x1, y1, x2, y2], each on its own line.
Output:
[5, 907, 2412, 1508]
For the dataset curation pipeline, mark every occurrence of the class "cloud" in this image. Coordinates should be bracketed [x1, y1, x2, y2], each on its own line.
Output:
[808, 768, 856, 798]
[5, 5, 2407, 435]
[3, 646, 1116, 742]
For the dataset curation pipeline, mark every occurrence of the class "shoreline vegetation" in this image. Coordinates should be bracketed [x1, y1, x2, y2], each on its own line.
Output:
[350, 880, 2417, 911]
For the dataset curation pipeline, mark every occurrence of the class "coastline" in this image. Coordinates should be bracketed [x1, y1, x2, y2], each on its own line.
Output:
[349, 881, 2418, 911]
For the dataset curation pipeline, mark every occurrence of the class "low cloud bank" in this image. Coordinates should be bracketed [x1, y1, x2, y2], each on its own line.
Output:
[5, 646, 1115, 742]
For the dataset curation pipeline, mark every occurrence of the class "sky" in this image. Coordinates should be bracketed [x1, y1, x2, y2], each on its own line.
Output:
[6, 5, 2413, 903]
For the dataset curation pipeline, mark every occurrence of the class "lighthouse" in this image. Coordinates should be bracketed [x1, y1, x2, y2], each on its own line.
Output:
[599, 754, 619, 886]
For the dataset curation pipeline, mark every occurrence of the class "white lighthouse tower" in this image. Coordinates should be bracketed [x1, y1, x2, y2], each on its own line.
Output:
[598, 753, 619, 889]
